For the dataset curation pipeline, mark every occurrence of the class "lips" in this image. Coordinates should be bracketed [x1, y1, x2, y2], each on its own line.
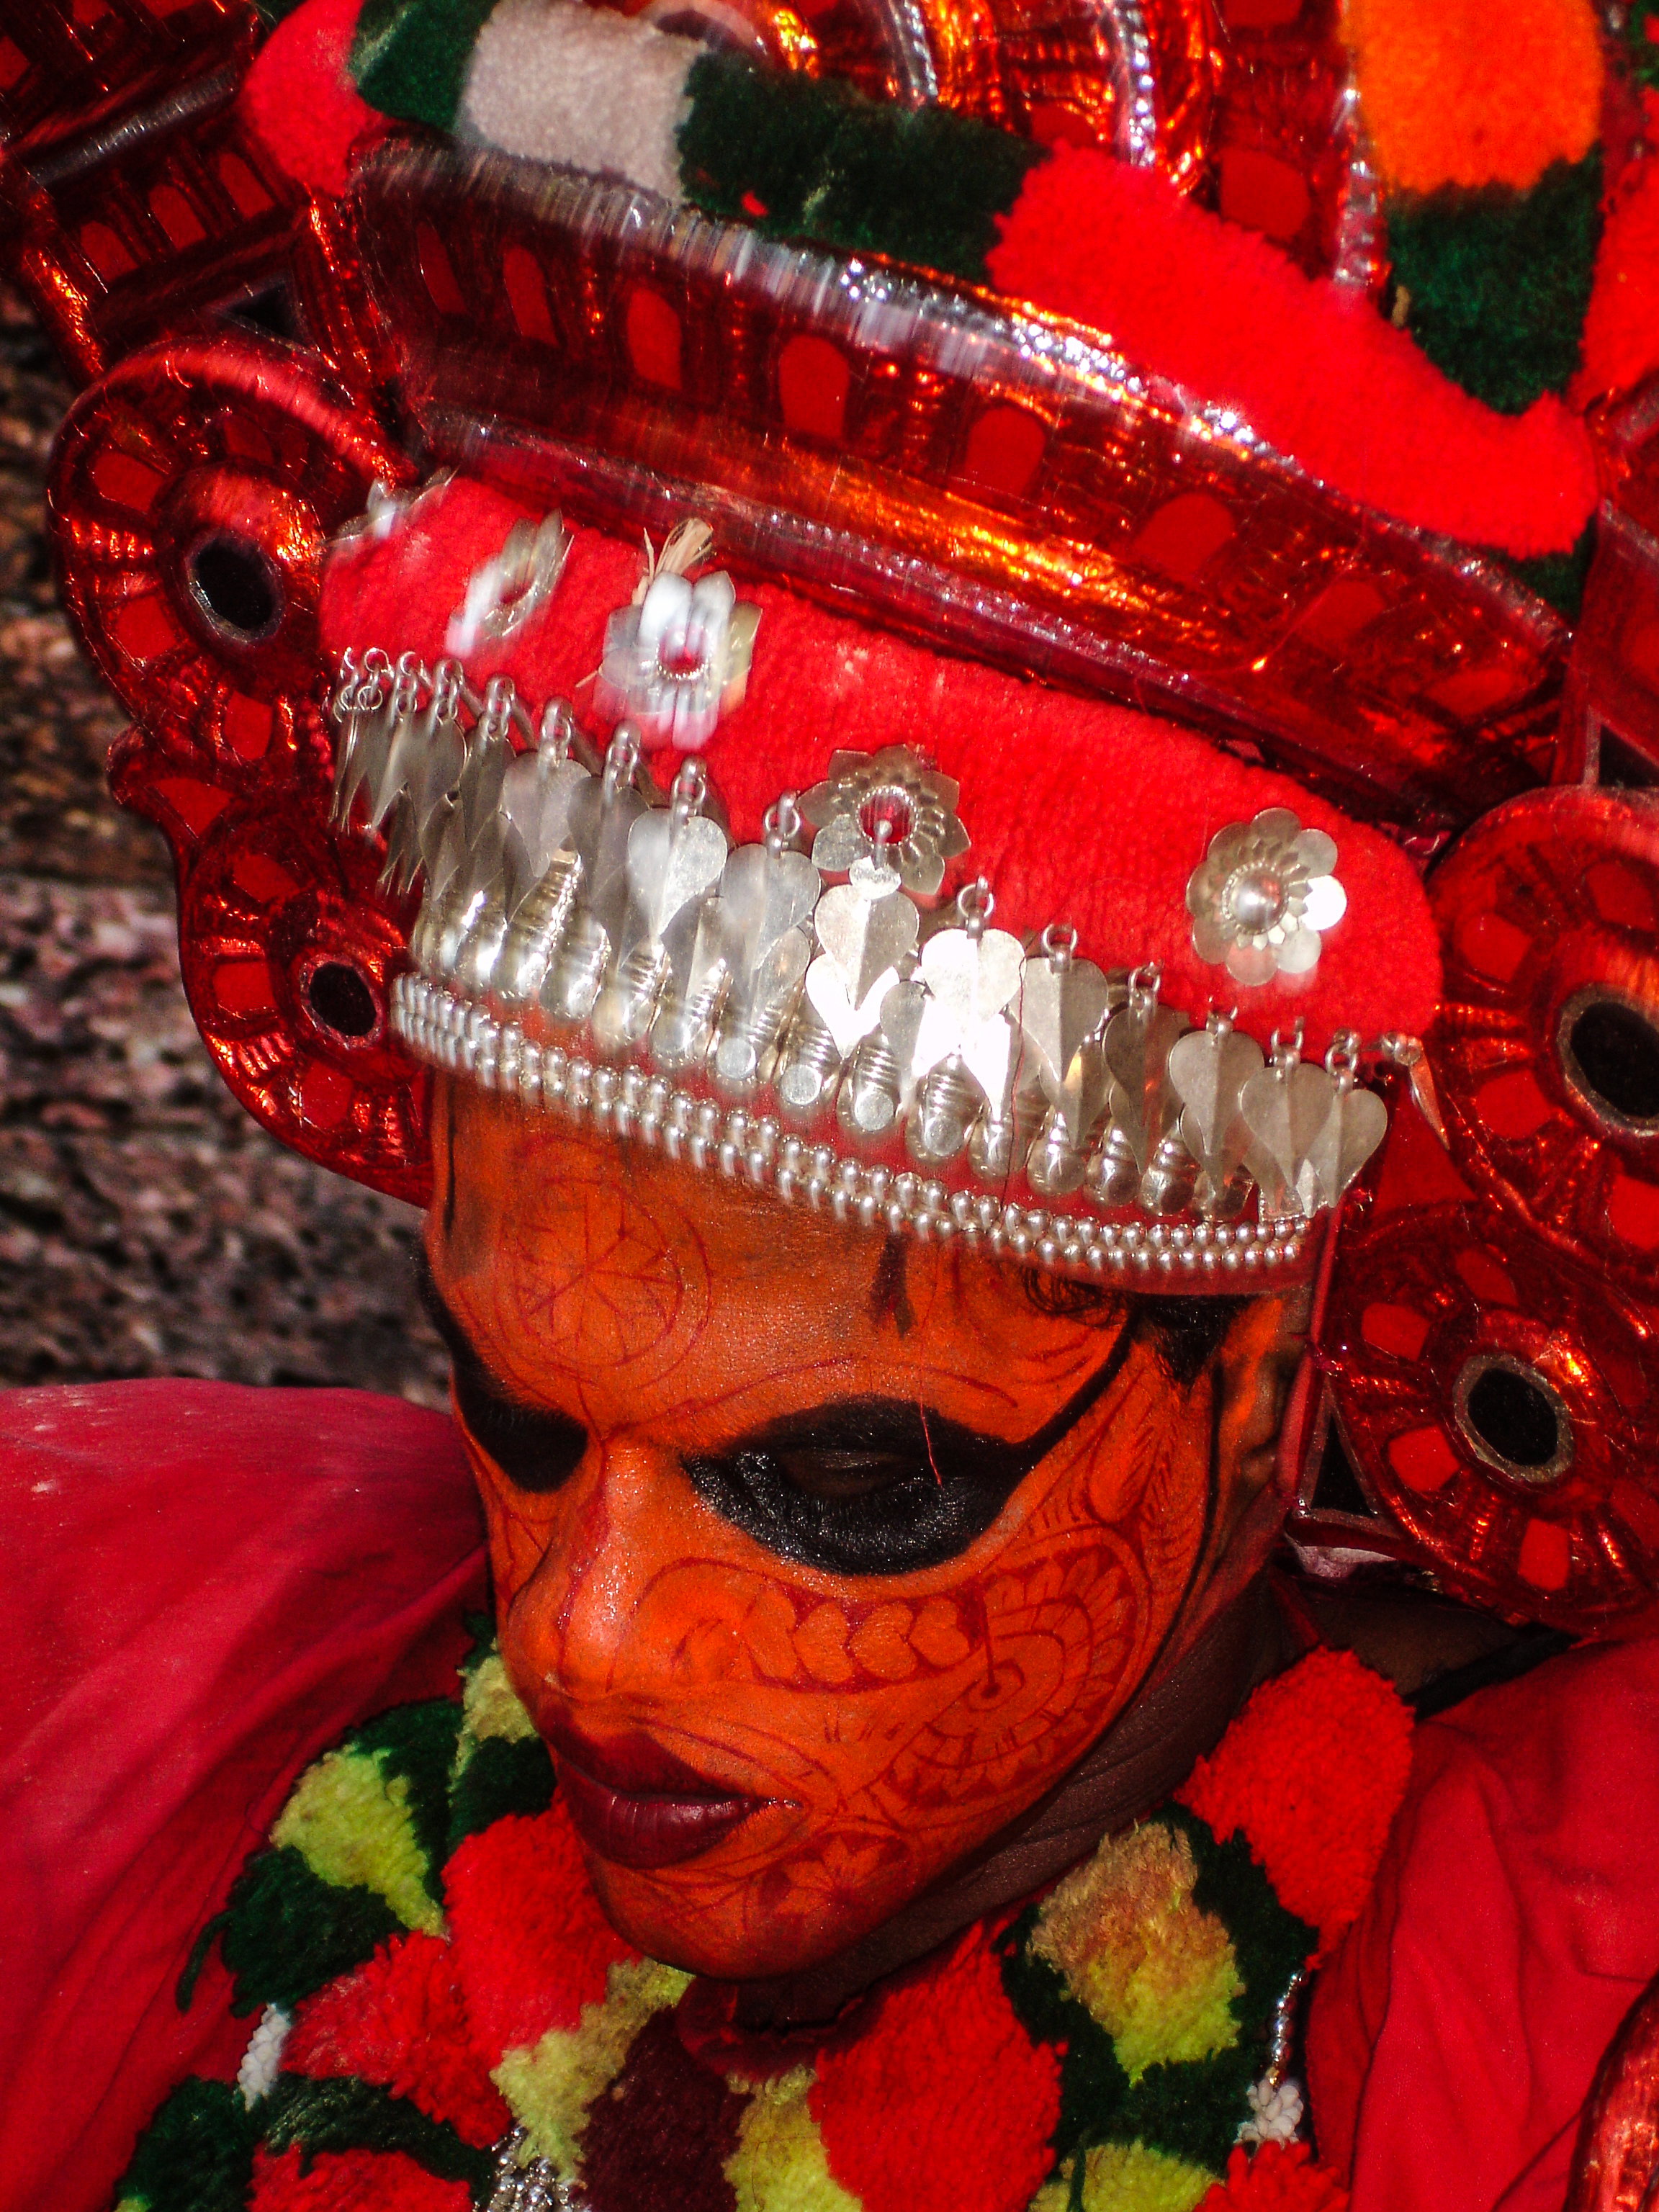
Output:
[547, 1719, 768, 1870]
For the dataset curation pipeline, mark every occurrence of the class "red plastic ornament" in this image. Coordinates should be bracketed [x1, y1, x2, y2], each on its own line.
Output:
[1426, 786, 1659, 1298]
[53, 333, 431, 1202]
[1322, 1195, 1659, 1629]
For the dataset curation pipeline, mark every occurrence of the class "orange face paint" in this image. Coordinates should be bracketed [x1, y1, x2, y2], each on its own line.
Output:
[426, 1077, 1304, 1979]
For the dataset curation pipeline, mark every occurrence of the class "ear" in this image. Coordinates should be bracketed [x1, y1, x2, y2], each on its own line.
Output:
[1207, 1285, 1313, 1561]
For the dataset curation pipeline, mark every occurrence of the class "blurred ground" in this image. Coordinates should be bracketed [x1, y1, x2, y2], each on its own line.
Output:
[0, 286, 450, 1405]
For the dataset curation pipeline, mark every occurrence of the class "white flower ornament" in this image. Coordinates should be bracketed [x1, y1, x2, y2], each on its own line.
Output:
[1187, 807, 1347, 986]
[599, 557, 760, 751]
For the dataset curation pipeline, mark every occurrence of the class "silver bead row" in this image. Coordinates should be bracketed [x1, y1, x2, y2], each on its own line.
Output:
[395, 975, 1308, 1280]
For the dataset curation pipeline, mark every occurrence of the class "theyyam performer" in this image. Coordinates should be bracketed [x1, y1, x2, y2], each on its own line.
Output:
[4, 0, 1659, 2204]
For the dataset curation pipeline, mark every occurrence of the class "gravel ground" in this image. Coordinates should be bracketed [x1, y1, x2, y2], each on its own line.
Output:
[0, 286, 451, 1406]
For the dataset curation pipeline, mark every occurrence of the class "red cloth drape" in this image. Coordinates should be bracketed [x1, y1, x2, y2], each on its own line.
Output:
[1308, 1634, 1659, 2212]
[0, 1381, 487, 2212]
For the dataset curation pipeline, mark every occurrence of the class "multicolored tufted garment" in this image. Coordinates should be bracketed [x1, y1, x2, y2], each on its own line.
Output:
[112, 1639, 1413, 2212]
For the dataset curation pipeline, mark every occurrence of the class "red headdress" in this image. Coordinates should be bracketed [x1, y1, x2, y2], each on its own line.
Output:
[7, 0, 1659, 1635]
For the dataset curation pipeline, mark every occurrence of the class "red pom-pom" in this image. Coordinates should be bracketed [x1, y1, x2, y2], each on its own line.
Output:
[1577, 150, 1659, 403]
[1177, 1648, 1413, 1951]
[988, 146, 1596, 559]
[238, 0, 387, 199]
[810, 1926, 1061, 2212]
[284, 1930, 510, 2149]
[250, 2145, 470, 2212]
[1197, 2143, 1349, 2209]
[444, 1797, 637, 2064]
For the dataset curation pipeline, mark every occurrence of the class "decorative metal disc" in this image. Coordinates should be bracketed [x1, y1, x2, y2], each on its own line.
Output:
[1427, 786, 1659, 1296]
[48, 332, 412, 734]
[1323, 1196, 1659, 1629]
[171, 789, 430, 1206]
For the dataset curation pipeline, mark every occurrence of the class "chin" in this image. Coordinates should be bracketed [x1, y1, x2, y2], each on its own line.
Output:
[579, 1840, 925, 1982]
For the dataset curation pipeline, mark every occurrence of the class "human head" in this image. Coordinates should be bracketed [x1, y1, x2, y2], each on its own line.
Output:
[423, 1077, 1309, 1977]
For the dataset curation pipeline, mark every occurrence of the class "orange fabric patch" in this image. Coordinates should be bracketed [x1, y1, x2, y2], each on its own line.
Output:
[1344, 0, 1603, 194]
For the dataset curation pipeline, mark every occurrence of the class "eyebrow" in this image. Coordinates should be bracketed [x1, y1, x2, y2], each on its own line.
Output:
[718, 1322, 1141, 1490]
[419, 1245, 1141, 1466]
[417, 1250, 550, 1419]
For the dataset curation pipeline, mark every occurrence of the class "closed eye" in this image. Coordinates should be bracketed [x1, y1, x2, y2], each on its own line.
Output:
[683, 1324, 1143, 1576]
[683, 1397, 1036, 1575]
[418, 1255, 588, 1494]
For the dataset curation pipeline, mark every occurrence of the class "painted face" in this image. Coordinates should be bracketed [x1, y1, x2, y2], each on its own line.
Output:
[425, 1076, 1305, 1979]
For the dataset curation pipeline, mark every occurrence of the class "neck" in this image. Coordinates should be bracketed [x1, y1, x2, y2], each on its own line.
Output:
[721, 1575, 1288, 2030]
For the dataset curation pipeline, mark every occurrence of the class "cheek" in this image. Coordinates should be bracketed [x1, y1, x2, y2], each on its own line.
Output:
[505, 1355, 1209, 1826]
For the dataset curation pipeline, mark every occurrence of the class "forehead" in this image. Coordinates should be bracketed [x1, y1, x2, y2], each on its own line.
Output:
[428, 1076, 1139, 1440]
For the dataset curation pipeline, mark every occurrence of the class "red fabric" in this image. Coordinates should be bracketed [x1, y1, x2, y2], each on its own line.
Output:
[287, 1930, 511, 2147]
[239, 0, 385, 199]
[1575, 130, 1659, 405]
[811, 1924, 1061, 2212]
[0, 1381, 487, 2212]
[320, 485, 1442, 1056]
[1177, 1648, 1414, 1953]
[987, 147, 1598, 559]
[249, 2143, 471, 2211]
[444, 1797, 637, 2064]
[1200, 2144, 1349, 2209]
[1305, 1636, 1659, 2212]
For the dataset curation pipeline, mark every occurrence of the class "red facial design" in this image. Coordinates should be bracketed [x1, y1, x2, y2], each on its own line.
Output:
[426, 1078, 1303, 1978]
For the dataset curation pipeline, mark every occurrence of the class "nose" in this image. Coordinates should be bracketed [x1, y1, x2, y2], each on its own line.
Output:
[504, 1434, 689, 1707]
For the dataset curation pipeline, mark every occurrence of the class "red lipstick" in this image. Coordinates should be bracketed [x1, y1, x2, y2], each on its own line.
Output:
[547, 1720, 768, 1870]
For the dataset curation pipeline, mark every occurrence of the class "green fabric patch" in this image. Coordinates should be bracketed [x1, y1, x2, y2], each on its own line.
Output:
[350, 0, 500, 132]
[1506, 518, 1596, 619]
[1385, 151, 1603, 414]
[351, 1697, 465, 1908]
[202, 1844, 404, 2017]
[678, 51, 1046, 285]
[112, 2079, 262, 2212]
[1627, 0, 1659, 96]
[449, 1730, 557, 1854]
[997, 1811, 1315, 2179]
[263, 2075, 495, 2193]
[998, 1910, 1133, 2175]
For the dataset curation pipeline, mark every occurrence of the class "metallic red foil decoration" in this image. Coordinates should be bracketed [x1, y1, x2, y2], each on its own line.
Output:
[353, 142, 1565, 840]
[1565, 1967, 1659, 2212]
[1427, 786, 1659, 1298]
[0, 0, 390, 391]
[1321, 1189, 1659, 1627]
[50, 333, 430, 1202]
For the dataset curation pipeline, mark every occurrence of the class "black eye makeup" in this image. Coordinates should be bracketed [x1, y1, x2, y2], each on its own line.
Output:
[683, 1320, 1142, 1576]
[418, 1256, 589, 1494]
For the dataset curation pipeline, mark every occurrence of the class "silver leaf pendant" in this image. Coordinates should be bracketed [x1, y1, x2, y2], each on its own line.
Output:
[711, 843, 820, 988]
[500, 752, 589, 917]
[624, 806, 729, 955]
[1019, 949, 1111, 1143]
[1239, 1060, 1337, 1218]
[812, 884, 920, 1013]
[1167, 1021, 1264, 1196]
[1304, 1083, 1388, 1210]
[1101, 999, 1190, 1171]
[563, 758, 651, 956]
[918, 925, 1023, 1105]
[806, 949, 902, 1059]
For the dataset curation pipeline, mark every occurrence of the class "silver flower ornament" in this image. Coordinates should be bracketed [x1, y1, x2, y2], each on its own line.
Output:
[1186, 808, 1347, 986]
[799, 745, 971, 902]
[599, 567, 760, 752]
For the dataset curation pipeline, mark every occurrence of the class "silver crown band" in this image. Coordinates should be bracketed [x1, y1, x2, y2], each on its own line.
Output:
[331, 641, 1390, 1282]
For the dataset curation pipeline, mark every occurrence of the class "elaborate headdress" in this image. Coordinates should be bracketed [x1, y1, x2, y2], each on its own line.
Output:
[9, 0, 1659, 1635]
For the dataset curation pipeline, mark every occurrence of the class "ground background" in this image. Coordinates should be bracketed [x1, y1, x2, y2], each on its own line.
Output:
[0, 285, 450, 1404]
